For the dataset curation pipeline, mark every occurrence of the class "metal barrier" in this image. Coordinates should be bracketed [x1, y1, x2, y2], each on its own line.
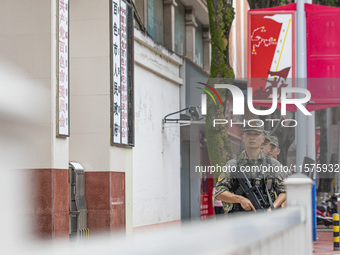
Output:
[79, 228, 89, 242]
[69, 162, 88, 241]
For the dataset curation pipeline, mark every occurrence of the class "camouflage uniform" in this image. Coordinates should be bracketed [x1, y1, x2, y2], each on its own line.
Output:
[263, 130, 271, 142]
[215, 150, 286, 213]
[270, 135, 293, 176]
[270, 135, 279, 147]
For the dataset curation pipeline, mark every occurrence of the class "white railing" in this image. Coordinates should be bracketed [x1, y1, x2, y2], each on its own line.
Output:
[3, 175, 313, 255]
[48, 174, 313, 255]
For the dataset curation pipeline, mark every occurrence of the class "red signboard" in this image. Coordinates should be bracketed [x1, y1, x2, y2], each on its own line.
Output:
[200, 145, 214, 220]
[306, 3, 340, 111]
[248, 4, 295, 106]
[248, 3, 340, 111]
[200, 193, 209, 219]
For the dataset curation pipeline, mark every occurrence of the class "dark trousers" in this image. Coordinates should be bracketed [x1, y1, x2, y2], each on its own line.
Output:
[214, 206, 224, 215]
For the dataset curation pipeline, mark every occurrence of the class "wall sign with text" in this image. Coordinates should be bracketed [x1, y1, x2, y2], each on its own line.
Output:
[111, 0, 134, 146]
[57, 0, 69, 137]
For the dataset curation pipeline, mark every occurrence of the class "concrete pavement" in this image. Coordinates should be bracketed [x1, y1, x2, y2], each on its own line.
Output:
[314, 230, 340, 255]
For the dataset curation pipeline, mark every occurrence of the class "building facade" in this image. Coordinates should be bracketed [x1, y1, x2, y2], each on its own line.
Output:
[0, 0, 215, 238]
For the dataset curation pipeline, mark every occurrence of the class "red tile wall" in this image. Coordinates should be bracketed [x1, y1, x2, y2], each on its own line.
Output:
[27, 170, 125, 239]
[85, 172, 125, 233]
[52, 169, 69, 238]
[27, 169, 69, 239]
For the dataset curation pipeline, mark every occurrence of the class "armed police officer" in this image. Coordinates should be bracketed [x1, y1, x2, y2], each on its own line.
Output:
[268, 135, 280, 160]
[215, 121, 287, 213]
[268, 135, 292, 208]
[261, 130, 272, 155]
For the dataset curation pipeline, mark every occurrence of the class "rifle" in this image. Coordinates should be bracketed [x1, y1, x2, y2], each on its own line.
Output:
[234, 167, 269, 210]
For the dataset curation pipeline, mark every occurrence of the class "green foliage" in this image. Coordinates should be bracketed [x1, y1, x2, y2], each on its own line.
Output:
[207, 0, 235, 79]
[206, 0, 235, 175]
[327, 0, 340, 6]
[313, 0, 340, 6]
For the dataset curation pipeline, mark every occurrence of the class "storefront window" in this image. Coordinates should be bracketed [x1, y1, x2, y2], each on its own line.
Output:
[147, 0, 163, 44]
[195, 20, 203, 67]
[175, 1, 186, 55]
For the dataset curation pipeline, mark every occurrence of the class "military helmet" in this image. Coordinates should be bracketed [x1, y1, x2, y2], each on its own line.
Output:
[242, 120, 264, 133]
[263, 130, 271, 141]
[270, 135, 279, 147]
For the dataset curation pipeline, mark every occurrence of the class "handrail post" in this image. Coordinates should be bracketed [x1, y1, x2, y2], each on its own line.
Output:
[285, 174, 314, 255]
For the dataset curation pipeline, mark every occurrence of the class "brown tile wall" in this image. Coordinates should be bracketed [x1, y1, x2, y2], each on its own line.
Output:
[27, 170, 125, 239]
[85, 172, 125, 234]
[52, 169, 69, 238]
[110, 172, 125, 230]
[85, 172, 110, 233]
[27, 169, 69, 239]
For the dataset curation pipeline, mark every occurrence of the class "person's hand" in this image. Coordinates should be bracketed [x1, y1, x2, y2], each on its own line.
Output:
[267, 207, 272, 212]
[239, 197, 256, 212]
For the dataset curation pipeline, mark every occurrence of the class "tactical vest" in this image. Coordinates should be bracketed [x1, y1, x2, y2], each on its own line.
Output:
[229, 155, 275, 213]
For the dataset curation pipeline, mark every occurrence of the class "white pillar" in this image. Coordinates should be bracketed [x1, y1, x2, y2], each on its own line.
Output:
[202, 25, 211, 72]
[326, 108, 332, 163]
[285, 174, 314, 255]
[295, 0, 315, 169]
[185, 6, 197, 60]
[163, 0, 177, 51]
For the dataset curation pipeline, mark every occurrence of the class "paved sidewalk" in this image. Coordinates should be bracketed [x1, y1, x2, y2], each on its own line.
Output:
[314, 230, 340, 255]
